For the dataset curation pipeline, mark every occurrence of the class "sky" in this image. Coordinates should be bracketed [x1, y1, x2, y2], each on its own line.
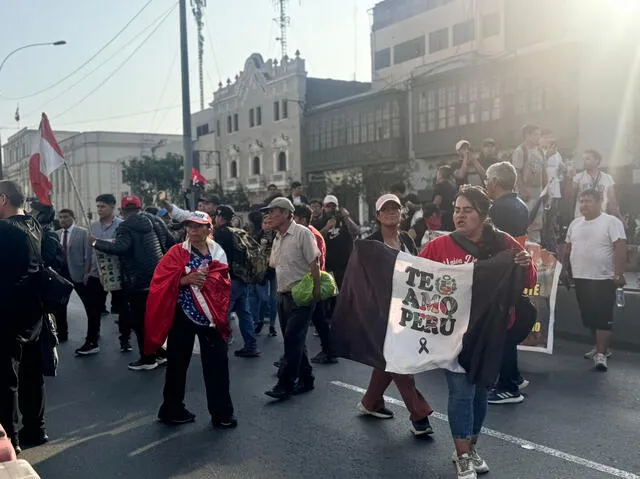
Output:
[0, 0, 378, 142]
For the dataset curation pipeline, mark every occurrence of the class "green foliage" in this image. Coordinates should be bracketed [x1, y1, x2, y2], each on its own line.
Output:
[122, 153, 184, 206]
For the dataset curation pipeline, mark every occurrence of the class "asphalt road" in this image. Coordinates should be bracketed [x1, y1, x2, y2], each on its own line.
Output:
[19, 295, 640, 479]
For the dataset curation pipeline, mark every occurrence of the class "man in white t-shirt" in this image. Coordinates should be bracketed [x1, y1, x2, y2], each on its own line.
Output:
[571, 150, 617, 218]
[565, 188, 626, 371]
[540, 129, 565, 200]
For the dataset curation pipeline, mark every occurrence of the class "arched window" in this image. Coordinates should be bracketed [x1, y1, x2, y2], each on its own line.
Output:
[230, 160, 238, 178]
[277, 151, 287, 172]
[252, 156, 261, 175]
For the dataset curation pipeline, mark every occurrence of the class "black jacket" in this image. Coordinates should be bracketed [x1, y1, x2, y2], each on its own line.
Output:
[142, 211, 176, 254]
[93, 212, 163, 292]
[0, 215, 44, 342]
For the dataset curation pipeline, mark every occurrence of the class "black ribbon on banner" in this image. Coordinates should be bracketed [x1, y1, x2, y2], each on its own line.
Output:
[418, 337, 429, 354]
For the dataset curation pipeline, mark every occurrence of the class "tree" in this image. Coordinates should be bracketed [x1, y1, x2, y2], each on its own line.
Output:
[122, 153, 184, 206]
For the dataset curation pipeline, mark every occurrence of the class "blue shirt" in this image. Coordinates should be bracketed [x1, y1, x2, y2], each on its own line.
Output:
[178, 250, 213, 326]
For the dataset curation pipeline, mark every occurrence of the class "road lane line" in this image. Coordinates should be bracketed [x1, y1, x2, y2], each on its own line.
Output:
[331, 380, 639, 479]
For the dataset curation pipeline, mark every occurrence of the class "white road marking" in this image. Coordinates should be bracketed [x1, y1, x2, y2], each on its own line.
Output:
[331, 380, 640, 479]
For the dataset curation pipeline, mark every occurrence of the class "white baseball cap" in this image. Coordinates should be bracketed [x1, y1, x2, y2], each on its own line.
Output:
[455, 139, 471, 152]
[375, 194, 402, 212]
[323, 195, 339, 206]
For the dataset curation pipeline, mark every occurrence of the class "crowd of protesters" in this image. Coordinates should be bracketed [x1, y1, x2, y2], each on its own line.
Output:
[0, 121, 629, 478]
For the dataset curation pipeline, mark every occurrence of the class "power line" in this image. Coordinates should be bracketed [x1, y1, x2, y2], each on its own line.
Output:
[0, 0, 156, 101]
[55, 104, 183, 126]
[150, 49, 179, 131]
[23, 2, 178, 121]
[54, 4, 178, 121]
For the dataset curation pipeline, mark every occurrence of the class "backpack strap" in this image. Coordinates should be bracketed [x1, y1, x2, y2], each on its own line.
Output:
[450, 232, 482, 259]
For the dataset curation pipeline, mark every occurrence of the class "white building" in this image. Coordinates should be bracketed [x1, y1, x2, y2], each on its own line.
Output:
[2, 129, 182, 223]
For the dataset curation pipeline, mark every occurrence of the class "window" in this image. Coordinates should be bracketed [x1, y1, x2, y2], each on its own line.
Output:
[230, 160, 238, 178]
[429, 28, 449, 53]
[374, 48, 391, 70]
[453, 20, 475, 46]
[227, 116, 232, 134]
[233, 113, 238, 132]
[256, 106, 262, 125]
[447, 86, 456, 127]
[418, 92, 427, 133]
[274, 101, 280, 121]
[252, 157, 261, 175]
[366, 111, 375, 143]
[469, 81, 478, 124]
[393, 36, 425, 65]
[249, 108, 255, 128]
[427, 90, 436, 131]
[282, 100, 288, 119]
[216, 120, 220, 137]
[391, 100, 401, 138]
[352, 113, 360, 144]
[277, 152, 287, 171]
[438, 87, 446, 129]
[482, 13, 501, 38]
[196, 124, 209, 138]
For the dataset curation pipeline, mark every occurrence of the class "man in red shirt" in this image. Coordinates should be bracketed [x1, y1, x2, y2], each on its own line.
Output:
[293, 205, 336, 364]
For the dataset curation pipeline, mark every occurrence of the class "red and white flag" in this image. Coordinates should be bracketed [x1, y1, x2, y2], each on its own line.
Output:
[28, 113, 65, 206]
[190, 167, 208, 186]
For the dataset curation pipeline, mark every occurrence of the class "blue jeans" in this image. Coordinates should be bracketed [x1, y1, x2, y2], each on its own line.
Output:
[248, 282, 270, 327]
[229, 279, 257, 351]
[445, 371, 488, 440]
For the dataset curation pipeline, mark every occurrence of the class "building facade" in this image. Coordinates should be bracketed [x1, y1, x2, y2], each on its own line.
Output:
[191, 52, 369, 202]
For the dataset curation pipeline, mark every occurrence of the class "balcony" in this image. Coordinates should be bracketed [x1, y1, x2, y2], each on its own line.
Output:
[246, 175, 265, 191]
[269, 171, 290, 188]
[224, 178, 240, 192]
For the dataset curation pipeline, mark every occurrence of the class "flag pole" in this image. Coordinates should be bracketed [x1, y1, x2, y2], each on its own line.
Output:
[62, 161, 90, 227]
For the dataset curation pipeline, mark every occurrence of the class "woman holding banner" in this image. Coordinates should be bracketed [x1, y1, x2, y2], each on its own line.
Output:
[420, 186, 536, 479]
[358, 194, 435, 436]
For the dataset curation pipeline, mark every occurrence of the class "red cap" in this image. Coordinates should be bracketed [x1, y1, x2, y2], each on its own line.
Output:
[121, 195, 142, 209]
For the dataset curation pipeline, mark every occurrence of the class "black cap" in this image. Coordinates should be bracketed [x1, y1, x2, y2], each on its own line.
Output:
[215, 205, 235, 221]
[199, 191, 221, 205]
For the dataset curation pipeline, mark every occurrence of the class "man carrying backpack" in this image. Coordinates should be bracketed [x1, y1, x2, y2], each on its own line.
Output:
[214, 205, 260, 358]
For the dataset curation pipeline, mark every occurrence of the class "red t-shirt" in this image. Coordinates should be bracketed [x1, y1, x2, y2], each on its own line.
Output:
[309, 225, 326, 271]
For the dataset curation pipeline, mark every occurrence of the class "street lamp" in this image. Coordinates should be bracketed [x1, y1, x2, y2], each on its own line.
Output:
[0, 40, 67, 75]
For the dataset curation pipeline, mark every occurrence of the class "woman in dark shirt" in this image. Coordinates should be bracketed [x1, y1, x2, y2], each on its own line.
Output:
[358, 194, 434, 436]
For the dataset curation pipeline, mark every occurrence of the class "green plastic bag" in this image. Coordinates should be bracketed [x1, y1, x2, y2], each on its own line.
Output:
[291, 271, 338, 306]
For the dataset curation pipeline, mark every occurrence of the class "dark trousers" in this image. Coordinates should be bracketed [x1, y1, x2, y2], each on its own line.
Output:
[311, 299, 332, 356]
[277, 293, 314, 388]
[84, 277, 107, 343]
[496, 337, 520, 393]
[161, 309, 233, 421]
[111, 290, 131, 343]
[55, 280, 90, 340]
[121, 290, 152, 361]
[0, 338, 46, 440]
[361, 369, 432, 421]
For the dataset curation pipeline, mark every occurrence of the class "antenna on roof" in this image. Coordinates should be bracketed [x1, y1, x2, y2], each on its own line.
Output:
[273, 0, 292, 58]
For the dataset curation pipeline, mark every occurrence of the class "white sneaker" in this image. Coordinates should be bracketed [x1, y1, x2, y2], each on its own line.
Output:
[593, 353, 608, 371]
[584, 348, 612, 360]
[453, 453, 477, 479]
[452, 449, 489, 475]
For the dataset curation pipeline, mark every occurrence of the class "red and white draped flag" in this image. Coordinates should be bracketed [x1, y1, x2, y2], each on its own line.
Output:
[190, 167, 208, 186]
[28, 113, 65, 206]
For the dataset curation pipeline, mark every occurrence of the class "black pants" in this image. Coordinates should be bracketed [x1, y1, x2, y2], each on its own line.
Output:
[0, 338, 46, 440]
[121, 290, 152, 361]
[161, 309, 233, 422]
[496, 337, 520, 393]
[55, 280, 91, 340]
[277, 293, 314, 389]
[84, 277, 107, 343]
[111, 290, 131, 343]
[311, 299, 332, 356]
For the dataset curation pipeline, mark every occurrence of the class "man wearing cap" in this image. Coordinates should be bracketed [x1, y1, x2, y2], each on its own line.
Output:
[90, 195, 165, 371]
[213, 204, 260, 358]
[262, 197, 321, 400]
[318, 195, 359, 290]
[163, 191, 220, 223]
[454, 140, 492, 188]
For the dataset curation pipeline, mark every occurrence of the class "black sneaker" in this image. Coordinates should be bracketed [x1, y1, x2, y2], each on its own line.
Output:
[265, 383, 292, 400]
[158, 408, 196, 425]
[120, 340, 133, 353]
[487, 388, 524, 405]
[75, 341, 100, 356]
[310, 351, 339, 364]
[234, 348, 261, 358]
[292, 379, 315, 395]
[18, 428, 49, 447]
[268, 327, 277, 337]
[254, 321, 265, 335]
[358, 402, 394, 419]
[10, 436, 20, 455]
[128, 359, 159, 371]
[212, 417, 238, 429]
[410, 416, 434, 436]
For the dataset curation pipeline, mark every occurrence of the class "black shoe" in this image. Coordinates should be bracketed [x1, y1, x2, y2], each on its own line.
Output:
[128, 359, 159, 371]
[410, 416, 434, 436]
[58, 334, 68, 343]
[120, 340, 133, 353]
[292, 379, 315, 395]
[310, 351, 339, 364]
[254, 321, 265, 335]
[158, 408, 196, 425]
[234, 348, 261, 358]
[268, 327, 277, 337]
[75, 341, 100, 356]
[18, 428, 49, 447]
[10, 436, 21, 455]
[265, 383, 292, 400]
[212, 417, 238, 429]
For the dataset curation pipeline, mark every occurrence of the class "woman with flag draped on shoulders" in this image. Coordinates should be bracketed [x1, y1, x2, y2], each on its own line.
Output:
[357, 194, 435, 436]
[144, 211, 237, 429]
[419, 186, 536, 479]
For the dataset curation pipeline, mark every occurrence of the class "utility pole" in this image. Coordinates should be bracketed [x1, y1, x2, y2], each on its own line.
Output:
[191, 0, 206, 111]
[179, 0, 195, 208]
